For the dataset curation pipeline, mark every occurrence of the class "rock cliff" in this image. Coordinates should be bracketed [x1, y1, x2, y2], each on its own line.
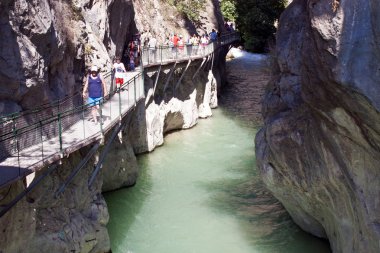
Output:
[256, 0, 380, 252]
[0, 0, 224, 115]
[129, 62, 222, 153]
[0, 0, 227, 252]
[0, 148, 110, 253]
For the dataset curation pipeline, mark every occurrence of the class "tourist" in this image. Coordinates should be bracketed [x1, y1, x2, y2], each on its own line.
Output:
[171, 33, 179, 58]
[83, 66, 108, 124]
[164, 36, 171, 47]
[190, 34, 197, 56]
[113, 56, 127, 86]
[185, 35, 192, 56]
[178, 35, 185, 56]
[224, 21, 231, 32]
[200, 34, 208, 54]
[130, 39, 140, 66]
[148, 36, 157, 63]
[129, 55, 135, 71]
[209, 29, 218, 42]
[229, 23, 235, 31]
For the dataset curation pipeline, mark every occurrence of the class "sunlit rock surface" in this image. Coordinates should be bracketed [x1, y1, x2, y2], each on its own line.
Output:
[256, 0, 380, 252]
[129, 64, 222, 154]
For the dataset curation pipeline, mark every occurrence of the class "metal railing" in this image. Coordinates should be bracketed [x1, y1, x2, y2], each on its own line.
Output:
[0, 70, 116, 162]
[141, 32, 240, 66]
[0, 72, 144, 188]
[0, 31, 240, 189]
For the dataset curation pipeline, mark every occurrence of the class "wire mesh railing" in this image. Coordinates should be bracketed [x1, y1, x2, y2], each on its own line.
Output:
[0, 71, 116, 162]
[141, 32, 240, 66]
[0, 72, 144, 188]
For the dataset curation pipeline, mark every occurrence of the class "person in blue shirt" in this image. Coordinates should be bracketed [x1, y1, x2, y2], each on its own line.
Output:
[82, 66, 108, 124]
[209, 29, 218, 42]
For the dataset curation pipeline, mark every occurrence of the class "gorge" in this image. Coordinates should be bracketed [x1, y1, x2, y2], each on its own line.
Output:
[1, 0, 379, 253]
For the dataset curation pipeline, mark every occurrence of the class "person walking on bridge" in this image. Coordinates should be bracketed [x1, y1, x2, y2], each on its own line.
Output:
[171, 33, 179, 58]
[209, 29, 218, 42]
[113, 56, 127, 87]
[83, 66, 108, 124]
[148, 36, 157, 63]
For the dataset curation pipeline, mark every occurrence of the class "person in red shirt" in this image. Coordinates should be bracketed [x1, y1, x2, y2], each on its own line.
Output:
[172, 34, 179, 47]
[172, 34, 179, 58]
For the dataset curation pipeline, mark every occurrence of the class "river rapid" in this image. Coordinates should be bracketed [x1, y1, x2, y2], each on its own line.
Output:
[105, 49, 331, 253]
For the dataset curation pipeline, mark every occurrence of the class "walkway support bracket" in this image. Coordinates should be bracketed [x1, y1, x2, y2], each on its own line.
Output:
[175, 60, 192, 92]
[192, 58, 207, 80]
[88, 118, 128, 188]
[163, 62, 177, 92]
[153, 65, 162, 96]
[55, 143, 100, 198]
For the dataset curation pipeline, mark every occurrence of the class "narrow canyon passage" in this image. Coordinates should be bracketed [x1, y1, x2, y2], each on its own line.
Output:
[104, 51, 331, 253]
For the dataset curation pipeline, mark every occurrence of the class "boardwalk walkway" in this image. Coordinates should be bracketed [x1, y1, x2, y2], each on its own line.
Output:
[0, 32, 240, 189]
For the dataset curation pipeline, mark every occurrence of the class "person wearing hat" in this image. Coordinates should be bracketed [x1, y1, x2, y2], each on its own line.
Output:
[83, 66, 108, 124]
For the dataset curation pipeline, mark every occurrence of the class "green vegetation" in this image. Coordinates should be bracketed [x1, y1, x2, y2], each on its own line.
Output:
[165, 0, 206, 23]
[220, 0, 286, 52]
[220, 0, 237, 22]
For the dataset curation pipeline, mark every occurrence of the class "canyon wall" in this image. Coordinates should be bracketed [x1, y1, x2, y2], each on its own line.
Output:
[0, 148, 110, 253]
[256, 0, 380, 252]
[0, 0, 227, 252]
[0, 0, 224, 115]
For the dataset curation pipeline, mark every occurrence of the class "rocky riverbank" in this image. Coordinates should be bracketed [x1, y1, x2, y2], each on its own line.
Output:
[256, 1, 380, 252]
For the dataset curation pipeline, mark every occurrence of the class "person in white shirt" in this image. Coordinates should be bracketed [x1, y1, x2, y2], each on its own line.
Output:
[200, 35, 208, 55]
[148, 37, 157, 62]
[113, 56, 127, 87]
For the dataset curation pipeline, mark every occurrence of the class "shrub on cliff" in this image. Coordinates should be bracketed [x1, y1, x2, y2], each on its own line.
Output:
[220, 0, 237, 22]
[221, 0, 286, 52]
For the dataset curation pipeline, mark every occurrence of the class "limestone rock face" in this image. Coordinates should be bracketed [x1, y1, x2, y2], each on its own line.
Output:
[129, 62, 223, 154]
[102, 135, 138, 192]
[0, 0, 227, 252]
[0, 0, 136, 114]
[133, 0, 225, 44]
[256, 0, 380, 252]
[0, 147, 109, 253]
[0, 0, 224, 115]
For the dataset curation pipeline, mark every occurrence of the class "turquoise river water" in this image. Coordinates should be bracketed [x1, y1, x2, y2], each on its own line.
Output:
[105, 50, 331, 253]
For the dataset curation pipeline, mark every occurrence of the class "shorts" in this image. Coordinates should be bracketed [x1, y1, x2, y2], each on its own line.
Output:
[116, 78, 124, 85]
[88, 97, 102, 106]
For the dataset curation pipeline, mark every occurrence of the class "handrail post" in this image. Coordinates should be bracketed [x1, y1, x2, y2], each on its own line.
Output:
[40, 121, 44, 162]
[99, 100, 104, 144]
[58, 113, 63, 160]
[12, 116, 21, 176]
[118, 87, 122, 120]
[161, 46, 163, 64]
[134, 76, 137, 106]
[147, 47, 150, 65]
[82, 107, 86, 139]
